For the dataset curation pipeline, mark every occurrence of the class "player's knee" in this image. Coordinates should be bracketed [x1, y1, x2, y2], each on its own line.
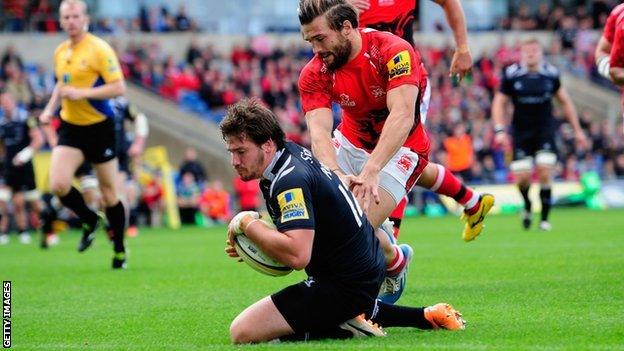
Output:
[229, 319, 255, 344]
[50, 179, 72, 197]
[101, 192, 119, 207]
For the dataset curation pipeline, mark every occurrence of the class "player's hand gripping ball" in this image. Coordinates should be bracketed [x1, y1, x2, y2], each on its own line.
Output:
[227, 211, 292, 277]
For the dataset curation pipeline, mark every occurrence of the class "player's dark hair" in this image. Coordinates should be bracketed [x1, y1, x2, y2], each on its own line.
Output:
[220, 98, 286, 149]
[298, 0, 358, 30]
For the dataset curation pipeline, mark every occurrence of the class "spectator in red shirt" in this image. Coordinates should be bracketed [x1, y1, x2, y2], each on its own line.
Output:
[232, 176, 260, 212]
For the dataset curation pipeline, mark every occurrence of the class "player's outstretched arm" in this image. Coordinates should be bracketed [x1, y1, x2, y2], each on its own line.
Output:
[39, 83, 61, 125]
[491, 92, 510, 147]
[306, 108, 341, 172]
[555, 88, 588, 150]
[432, 0, 472, 80]
[59, 79, 126, 101]
[354, 84, 417, 211]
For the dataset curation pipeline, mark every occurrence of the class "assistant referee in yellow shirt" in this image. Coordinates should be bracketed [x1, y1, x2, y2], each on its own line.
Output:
[39, 0, 127, 269]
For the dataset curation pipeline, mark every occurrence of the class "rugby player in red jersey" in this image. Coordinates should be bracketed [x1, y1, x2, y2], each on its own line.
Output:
[297, 0, 493, 304]
[596, 3, 624, 131]
[350, 0, 472, 238]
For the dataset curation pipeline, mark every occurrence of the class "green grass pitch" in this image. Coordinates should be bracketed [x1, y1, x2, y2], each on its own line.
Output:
[2, 208, 623, 350]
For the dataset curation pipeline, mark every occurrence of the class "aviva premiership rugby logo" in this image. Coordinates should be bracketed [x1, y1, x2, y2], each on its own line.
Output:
[277, 188, 309, 222]
[387, 50, 411, 80]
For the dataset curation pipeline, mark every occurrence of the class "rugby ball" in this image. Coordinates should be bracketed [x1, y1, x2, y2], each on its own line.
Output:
[233, 234, 293, 277]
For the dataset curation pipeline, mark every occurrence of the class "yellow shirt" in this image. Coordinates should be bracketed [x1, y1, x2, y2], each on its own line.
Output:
[54, 33, 123, 126]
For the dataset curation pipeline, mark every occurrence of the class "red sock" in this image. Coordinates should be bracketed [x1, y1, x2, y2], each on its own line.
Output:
[387, 245, 406, 277]
[429, 164, 480, 214]
[389, 197, 407, 239]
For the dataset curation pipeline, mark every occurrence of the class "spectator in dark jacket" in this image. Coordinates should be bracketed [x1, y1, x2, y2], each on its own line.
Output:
[179, 147, 207, 183]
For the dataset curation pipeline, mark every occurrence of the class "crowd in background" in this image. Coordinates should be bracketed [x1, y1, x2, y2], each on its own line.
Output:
[497, 1, 616, 31]
[2, 1, 621, 34]
[116, 35, 624, 186]
[1, 1, 199, 33]
[1, 1, 623, 233]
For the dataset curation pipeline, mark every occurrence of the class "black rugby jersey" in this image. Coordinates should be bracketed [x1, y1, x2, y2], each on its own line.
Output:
[260, 142, 385, 282]
[0, 108, 35, 166]
[500, 62, 561, 135]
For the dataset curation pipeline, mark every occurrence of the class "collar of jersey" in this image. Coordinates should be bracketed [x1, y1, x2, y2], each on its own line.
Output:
[262, 147, 286, 181]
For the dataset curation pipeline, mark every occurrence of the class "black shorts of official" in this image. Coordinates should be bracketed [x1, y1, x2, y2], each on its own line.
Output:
[512, 132, 557, 160]
[58, 118, 117, 164]
[5, 162, 36, 193]
[271, 275, 382, 333]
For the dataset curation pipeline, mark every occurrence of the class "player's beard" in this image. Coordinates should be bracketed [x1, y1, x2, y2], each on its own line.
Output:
[237, 150, 265, 181]
[325, 36, 352, 71]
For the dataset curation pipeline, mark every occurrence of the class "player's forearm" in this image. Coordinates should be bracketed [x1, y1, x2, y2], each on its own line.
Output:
[365, 111, 412, 173]
[610, 67, 624, 85]
[29, 129, 44, 151]
[306, 109, 341, 171]
[134, 113, 149, 138]
[242, 220, 311, 270]
[562, 102, 581, 132]
[82, 80, 126, 100]
[594, 37, 612, 63]
[437, 0, 469, 49]
[43, 84, 61, 115]
[491, 93, 507, 128]
[310, 132, 340, 172]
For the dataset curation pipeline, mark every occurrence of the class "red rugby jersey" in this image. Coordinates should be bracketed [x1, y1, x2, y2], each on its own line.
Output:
[298, 28, 429, 154]
[604, 4, 624, 68]
[603, 4, 624, 109]
[358, 0, 416, 43]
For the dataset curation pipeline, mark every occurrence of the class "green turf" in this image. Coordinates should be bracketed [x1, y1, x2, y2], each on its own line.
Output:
[2, 208, 624, 350]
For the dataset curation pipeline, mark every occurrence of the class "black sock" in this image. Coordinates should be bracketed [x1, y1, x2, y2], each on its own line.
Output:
[41, 206, 56, 234]
[59, 187, 97, 225]
[106, 201, 126, 253]
[540, 187, 552, 222]
[518, 184, 531, 213]
[279, 327, 353, 342]
[369, 301, 432, 329]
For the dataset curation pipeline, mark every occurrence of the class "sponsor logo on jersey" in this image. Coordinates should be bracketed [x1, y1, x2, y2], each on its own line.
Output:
[339, 93, 356, 107]
[107, 57, 119, 73]
[278, 188, 309, 222]
[370, 85, 386, 99]
[387, 50, 411, 80]
[397, 154, 413, 173]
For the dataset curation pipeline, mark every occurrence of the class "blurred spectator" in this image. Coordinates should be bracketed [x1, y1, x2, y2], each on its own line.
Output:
[4, 62, 32, 107]
[199, 180, 230, 223]
[139, 172, 164, 227]
[31, 0, 57, 32]
[179, 147, 207, 183]
[2, 0, 28, 32]
[1, 44, 24, 79]
[443, 123, 474, 182]
[177, 172, 201, 224]
[175, 4, 192, 31]
[232, 176, 260, 212]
